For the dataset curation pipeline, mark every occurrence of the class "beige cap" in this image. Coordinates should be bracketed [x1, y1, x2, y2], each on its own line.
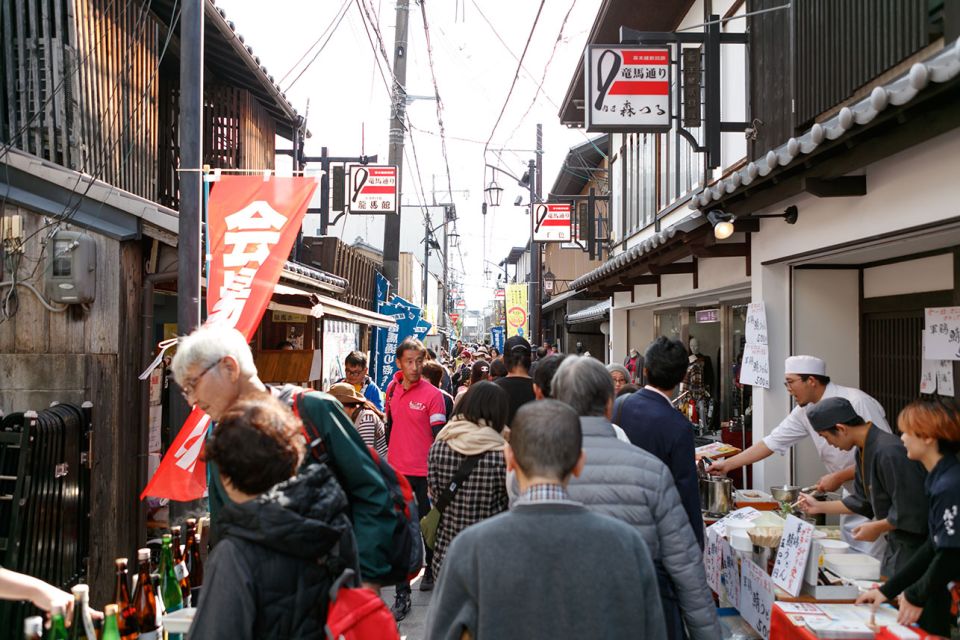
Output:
[784, 355, 826, 376]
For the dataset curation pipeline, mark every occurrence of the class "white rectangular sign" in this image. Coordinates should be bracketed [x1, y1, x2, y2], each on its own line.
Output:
[740, 343, 770, 389]
[745, 302, 768, 345]
[532, 203, 572, 242]
[704, 528, 722, 594]
[584, 46, 672, 132]
[924, 307, 960, 360]
[720, 537, 740, 606]
[740, 558, 776, 639]
[771, 514, 816, 597]
[347, 165, 398, 214]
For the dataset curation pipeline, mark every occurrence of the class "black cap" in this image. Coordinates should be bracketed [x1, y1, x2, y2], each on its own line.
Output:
[806, 397, 864, 432]
[505, 335, 531, 353]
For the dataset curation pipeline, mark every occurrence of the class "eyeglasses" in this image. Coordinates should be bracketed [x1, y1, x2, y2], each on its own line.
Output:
[783, 377, 803, 388]
[344, 367, 366, 378]
[180, 359, 221, 399]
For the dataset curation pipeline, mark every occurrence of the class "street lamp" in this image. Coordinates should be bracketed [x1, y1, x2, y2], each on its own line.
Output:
[543, 268, 555, 294]
[484, 180, 503, 207]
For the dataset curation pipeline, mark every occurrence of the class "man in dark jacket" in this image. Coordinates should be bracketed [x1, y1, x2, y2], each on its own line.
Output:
[191, 396, 358, 640]
[617, 336, 704, 548]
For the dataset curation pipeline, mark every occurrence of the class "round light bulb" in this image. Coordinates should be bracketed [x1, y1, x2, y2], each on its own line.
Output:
[714, 221, 735, 240]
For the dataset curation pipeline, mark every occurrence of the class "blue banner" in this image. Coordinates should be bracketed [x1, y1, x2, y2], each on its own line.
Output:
[371, 272, 391, 381]
[491, 326, 505, 355]
[374, 295, 430, 391]
[392, 296, 432, 341]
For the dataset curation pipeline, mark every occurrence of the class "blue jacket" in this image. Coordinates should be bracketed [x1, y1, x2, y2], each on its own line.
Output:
[617, 388, 704, 548]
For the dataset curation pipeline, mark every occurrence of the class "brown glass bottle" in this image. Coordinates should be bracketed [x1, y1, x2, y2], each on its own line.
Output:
[184, 519, 203, 589]
[113, 558, 139, 638]
[170, 527, 191, 607]
[132, 548, 160, 640]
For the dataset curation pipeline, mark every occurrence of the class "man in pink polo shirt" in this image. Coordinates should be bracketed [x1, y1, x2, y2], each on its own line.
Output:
[384, 336, 446, 619]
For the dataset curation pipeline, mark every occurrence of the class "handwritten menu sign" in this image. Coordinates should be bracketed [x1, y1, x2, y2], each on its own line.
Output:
[740, 558, 775, 638]
[720, 537, 740, 606]
[771, 514, 815, 596]
[704, 528, 722, 593]
[740, 343, 771, 389]
[922, 330, 956, 396]
[707, 506, 761, 538]
[938, 360, 955, 396]
[745, 302, 768, 345]
[924, 307, 960, 360]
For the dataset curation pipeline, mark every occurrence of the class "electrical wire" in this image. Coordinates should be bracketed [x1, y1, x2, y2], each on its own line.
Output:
[277, 0, 352, 87]
[417, 0, 455, 205]
[353, 0, 394, 98]
[282, 0, 352, 92]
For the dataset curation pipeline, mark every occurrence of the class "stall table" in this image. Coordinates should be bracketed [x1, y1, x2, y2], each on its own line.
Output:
[769, 603, 934, 640]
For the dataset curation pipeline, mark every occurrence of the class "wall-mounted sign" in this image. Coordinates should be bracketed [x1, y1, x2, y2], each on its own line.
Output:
[346, 165, 398, 214]
[449, 313, 460, 323]
[494, 288, 505, 300]
[272, 311, 309, 324]
[584, 46, 672, 133]
[456, 300, 467, 309]
[532, 203, 572, 242]
[695, 308, 720, 323]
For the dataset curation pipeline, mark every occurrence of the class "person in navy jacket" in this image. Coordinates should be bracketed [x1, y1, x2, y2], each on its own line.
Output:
[617, 336, 704, 548]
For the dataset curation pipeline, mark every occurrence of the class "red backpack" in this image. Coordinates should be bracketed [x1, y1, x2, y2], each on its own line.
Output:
[291, 390, 423, 586]
[325, 569, 399, 640]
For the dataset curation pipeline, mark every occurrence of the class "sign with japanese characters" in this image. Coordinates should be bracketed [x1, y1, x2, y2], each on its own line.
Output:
[532, 203, 572, 242]
[704, 528, 723, 594]
[696, 308, 720, 323]
[771, 514, 815, 597]
[740, 558, 775, 638]
[739, 343, 770, 389]
[506, 284, 529, 338]
[924, 307, 960, 360]
[347, 165, 398, 214]
[745, 302, 768, 345]
[720, 537, 740, 606]
[584, 46, 672, 132]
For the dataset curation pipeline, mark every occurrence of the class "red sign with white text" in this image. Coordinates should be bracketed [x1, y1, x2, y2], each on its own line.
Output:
[585, 46, 672, 132]
[141, 176, 318, 501]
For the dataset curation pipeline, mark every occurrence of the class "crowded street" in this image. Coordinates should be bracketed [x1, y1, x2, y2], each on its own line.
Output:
[2, 0, 960, 638]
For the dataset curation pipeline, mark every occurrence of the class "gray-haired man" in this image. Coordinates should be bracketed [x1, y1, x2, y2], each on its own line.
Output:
[552, 355, 721, 640]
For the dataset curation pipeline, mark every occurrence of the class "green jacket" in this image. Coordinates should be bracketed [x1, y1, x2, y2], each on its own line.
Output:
[207, 385, 397, 583]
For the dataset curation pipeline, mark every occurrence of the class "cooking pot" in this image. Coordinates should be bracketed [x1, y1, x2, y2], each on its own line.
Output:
[770, 484, 801, 503]
[700, 476, 735, 516]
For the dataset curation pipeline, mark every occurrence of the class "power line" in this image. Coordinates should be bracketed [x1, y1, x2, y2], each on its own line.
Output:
[482, 0, 545, 159]
[353, 0, 393, 97]
[417, 0, 455, 205]
[281, 0, 352, 92]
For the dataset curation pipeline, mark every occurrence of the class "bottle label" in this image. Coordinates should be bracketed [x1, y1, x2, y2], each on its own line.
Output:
[174, 562, 189, 581]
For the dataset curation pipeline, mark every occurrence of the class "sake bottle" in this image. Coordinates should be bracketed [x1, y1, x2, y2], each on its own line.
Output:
[170, 527, 191, 607]
[113, 558, 139, 638]
[158, 534, 183, 613]
[184, 519, 204, 588]
[101, 604, 121, 640]
[49, 605, 69, 640]
[23, 616, 43, 640]
[132, 548, 161, 640]
[68, 584, 96, 640]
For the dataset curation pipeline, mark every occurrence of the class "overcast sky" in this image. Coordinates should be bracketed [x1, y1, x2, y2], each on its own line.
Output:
[215, 0, 603, 309]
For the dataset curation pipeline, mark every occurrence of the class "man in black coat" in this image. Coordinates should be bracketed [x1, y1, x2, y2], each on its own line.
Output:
[617, 336, 704, 548]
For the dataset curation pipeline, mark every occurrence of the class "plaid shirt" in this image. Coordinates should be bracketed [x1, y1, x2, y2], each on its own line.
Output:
[427, 441, 508, 577]
[515, 483, 574, 504]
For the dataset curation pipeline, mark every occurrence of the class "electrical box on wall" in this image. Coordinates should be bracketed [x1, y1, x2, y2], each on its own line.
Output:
[44, 230, 97, 304]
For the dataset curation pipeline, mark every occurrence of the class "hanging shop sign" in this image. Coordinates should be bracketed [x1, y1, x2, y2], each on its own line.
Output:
[584, 46, 672, 133]
[532, 203, 572, 242]
[506, 283, 529, 338]
[346, 165, 398, 214]
[494, 288, 505, 300]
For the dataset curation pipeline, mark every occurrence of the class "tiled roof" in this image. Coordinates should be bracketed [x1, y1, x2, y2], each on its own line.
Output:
[567, 299, 611, 324]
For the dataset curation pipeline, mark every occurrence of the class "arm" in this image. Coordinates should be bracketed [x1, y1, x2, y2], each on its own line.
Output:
[424, 535, 478, 640]
[653, 468, 723, 640]
[798, 495, 855, 516]
[672, 426, 705, 548]
[429, 391, 447, 439]
[818, 465, 855, 493]
[879, 539, 936, 600]
[707, 442, 774, 475]
[632, 533, 668, 640]
[0, 567, 73, 615]
[902, 547, 960, 606]
[301, 394, 396, 583]
[188, 542, 256, 640]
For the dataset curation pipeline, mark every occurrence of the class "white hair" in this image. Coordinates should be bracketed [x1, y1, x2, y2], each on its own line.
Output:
[171, 326, 257, 384]
[552, 355, 614, 417]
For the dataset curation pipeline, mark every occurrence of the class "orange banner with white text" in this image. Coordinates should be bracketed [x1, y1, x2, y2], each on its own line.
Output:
[141, 176, 317, 501]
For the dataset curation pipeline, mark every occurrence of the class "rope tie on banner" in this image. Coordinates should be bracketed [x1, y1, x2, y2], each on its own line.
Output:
[139, 337, 179, 380]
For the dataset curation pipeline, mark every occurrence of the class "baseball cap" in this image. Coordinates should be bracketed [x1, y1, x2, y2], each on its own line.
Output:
[505, 335, 531, 353]
[806, 397, 863, 431]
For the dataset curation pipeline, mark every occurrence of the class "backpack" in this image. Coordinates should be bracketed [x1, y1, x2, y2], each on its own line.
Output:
[292, 390, 423, 586]
[325, 569, 399, 640]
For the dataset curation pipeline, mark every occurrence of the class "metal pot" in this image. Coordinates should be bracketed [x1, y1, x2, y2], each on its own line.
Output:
[700, 476, 735, 516]
[770, 485, 801, 503]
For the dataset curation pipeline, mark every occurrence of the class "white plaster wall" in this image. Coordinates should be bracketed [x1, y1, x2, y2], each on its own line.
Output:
[628, 307, 655, 355]
[611, 306, 628, 362]
[791, 269, 861, 489]
[720, 3, 748, 172]
[863, 253, 953, 298]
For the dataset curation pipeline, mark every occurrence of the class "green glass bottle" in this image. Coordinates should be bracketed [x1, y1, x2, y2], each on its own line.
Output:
[49, 604, 69, 640]
[159, 533, 183, 613]
[68, 584, 96, 640]
[101, 604, 121, 640]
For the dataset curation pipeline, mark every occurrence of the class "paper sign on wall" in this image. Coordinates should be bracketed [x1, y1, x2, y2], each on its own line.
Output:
[740, 343, 771, 389]
[771, 514, 816, 596]
[924, 307, 960, 360]
[921, 330, 955, 396]
[745, 302, 768, 345]
[740, 558, 775, 638]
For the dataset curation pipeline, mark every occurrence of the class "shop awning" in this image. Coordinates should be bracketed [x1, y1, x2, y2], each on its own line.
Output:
[268, 284, 396, 329]
[542, 289, 580, 313]
[317, 295, 397, 329]
[567, 300, 611, 325]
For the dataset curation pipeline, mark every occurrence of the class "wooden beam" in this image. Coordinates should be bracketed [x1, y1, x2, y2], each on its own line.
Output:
[688, 242, 749, 258]
[620, 274, 660, 286]
[649, 262, 697, 275]
[802, 175, 867, 198]
[732, 218, 760, 233]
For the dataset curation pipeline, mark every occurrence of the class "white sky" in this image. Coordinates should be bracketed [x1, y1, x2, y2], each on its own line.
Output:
[215, 0, 603, 310]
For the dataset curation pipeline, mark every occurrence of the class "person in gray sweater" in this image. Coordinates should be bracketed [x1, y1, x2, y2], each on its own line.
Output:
[553, 356, 721, 640]
[425, 400, 666, 640]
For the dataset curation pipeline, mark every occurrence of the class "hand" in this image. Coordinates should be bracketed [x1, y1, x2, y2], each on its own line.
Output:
[796, 493, 821, 515]
[852, 521, 885, 542]
[706, 458, 730, 476]
[30, 583, 73, 619]
[816, 471, 843, 493]
[897, 594, 923, 626]
[856, 589, 888, 608]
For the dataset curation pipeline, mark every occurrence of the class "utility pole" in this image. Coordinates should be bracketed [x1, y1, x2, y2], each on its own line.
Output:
[529, 123, 543, 346]
[382, 0, 410, 288]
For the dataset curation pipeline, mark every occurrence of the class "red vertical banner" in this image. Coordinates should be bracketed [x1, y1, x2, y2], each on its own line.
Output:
[142, 176, 318, 501]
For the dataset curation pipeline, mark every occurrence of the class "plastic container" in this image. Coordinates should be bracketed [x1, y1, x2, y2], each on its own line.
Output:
[824, 553, 881, 581]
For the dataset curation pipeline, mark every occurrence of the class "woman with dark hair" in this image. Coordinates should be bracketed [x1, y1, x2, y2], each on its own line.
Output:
[191, 394, 358, 639]
[427, 381, 510, 578]
[454, 360, 492, 405]
[858, 398, 960, 635]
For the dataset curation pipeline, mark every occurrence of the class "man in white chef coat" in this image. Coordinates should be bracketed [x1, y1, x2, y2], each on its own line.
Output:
[708, 355, 890, 557]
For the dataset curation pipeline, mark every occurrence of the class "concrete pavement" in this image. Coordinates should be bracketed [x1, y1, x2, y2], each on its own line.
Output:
[382, 570, 433, 640]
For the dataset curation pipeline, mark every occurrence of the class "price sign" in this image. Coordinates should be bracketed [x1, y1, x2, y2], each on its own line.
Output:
[745, 302, 768, 345]
[704, 528, 723, 593]
[740, 343, 770, 389]
[720, 537, 740, 606]
[740, 558, 775, 638]
[771, 514, 815, 596]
